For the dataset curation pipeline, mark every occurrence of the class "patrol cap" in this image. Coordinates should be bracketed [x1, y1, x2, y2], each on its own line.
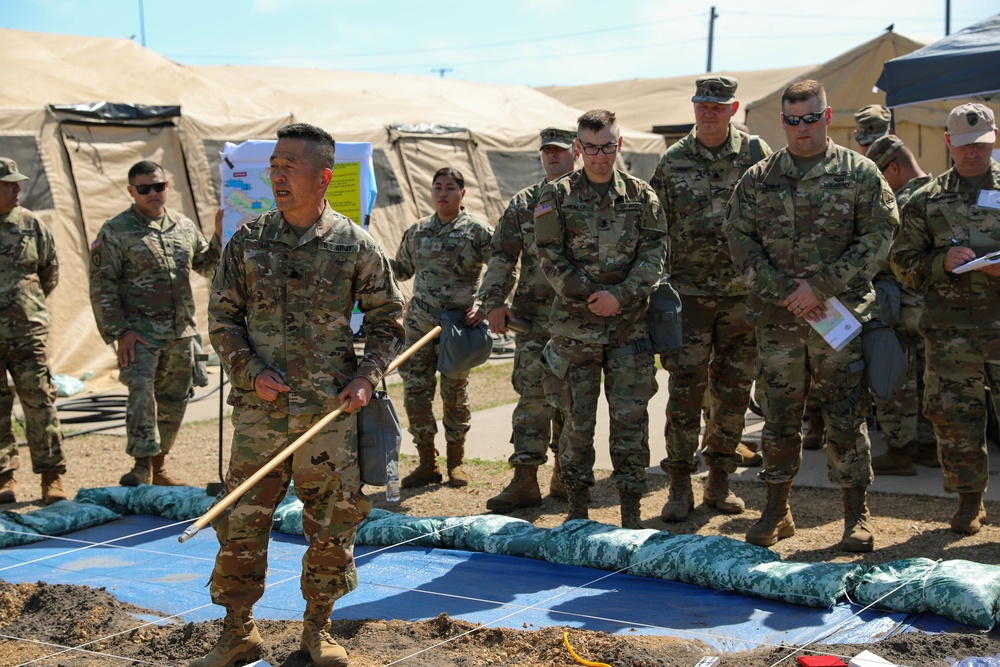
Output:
[854, 105, 891, 146]
[0, 157, 29, 183]
[539, 127, 576, 150]
[865, 134, 905, 170]
[692, 76, 738, 104]
[946, 103, 997, 147]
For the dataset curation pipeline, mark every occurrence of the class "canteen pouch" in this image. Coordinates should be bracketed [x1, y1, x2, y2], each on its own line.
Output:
[862, 319, 908, 400]
[437, 309, 493, 374]
[873, 279, 901, 327]
[647, 280, 683, 354]
[540, 339, 572, 413]
[192, 333, 210, 388]
[358, 384, 402, 486]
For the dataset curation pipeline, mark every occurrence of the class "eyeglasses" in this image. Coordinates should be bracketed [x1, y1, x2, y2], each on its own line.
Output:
[580, 142, 619, 155]
[781, 112, 825, 126]
[132, 182, 167, 195]
[879, 159, 896, 173]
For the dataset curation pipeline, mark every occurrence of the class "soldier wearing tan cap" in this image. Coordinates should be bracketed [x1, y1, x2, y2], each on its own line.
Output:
[862, 135, 938, 477]
[891, 102, 1000, 535]
[0, 157, 68, 506]
[854, 104, 892, 155]
[479, 127, 579, 513]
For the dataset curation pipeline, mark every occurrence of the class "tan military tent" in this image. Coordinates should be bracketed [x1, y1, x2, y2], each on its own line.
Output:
[744, 30, 1000, 175]
[0, 28, 665, 383]
[538, 65, 815, 145]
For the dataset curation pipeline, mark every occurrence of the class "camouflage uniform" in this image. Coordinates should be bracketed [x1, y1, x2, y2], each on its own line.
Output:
[0, 206, 65, 476]
[389, 209, 493, 451]
[650, 125, 770, 473]
[724, 140, 898, 487]
[890, 159, 1000, 494]
[479, 180, 563, 465]
[534, 168, 668, 492]
[872, 174, 936, 453]
[208, 205, 404, 610]
[90, 205, 220, 458]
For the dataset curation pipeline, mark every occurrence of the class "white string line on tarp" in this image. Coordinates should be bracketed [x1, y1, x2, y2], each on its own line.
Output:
[2, 514, 483, 666]
[765, 560, 943, 667]
[0, 526, 300, 572]
[0, 518, 192, 573]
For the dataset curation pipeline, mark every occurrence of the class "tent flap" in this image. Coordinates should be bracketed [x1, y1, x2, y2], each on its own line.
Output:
[50, 102, 181, 125]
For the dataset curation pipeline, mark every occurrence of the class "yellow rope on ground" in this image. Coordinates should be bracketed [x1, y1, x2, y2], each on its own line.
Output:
[562, 630, 611, 667]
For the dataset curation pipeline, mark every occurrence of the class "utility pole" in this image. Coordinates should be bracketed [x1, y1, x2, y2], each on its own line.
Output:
[706, 6, 718, 72]
[431, 68, 453, 78]
[945, 0, 951, 35]
[138, 0, 146, 47]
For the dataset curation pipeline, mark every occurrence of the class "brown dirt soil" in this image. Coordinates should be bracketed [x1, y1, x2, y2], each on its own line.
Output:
[2, 385, 1000, 665]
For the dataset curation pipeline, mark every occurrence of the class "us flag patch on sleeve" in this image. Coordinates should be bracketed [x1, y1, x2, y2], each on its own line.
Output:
[534, 202, 552, 218]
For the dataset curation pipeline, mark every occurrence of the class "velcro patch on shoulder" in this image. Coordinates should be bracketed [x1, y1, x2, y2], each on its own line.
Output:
[534, 202, 553, 218]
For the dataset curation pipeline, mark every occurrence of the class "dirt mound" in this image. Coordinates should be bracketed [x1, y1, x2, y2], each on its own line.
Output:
[1, 581, 998, 666]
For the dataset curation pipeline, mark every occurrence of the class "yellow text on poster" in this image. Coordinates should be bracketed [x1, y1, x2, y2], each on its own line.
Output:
[325, 161, 362, 224]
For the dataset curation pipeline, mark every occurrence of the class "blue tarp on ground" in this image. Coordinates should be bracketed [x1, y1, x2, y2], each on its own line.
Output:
[0, 515, 982, 653]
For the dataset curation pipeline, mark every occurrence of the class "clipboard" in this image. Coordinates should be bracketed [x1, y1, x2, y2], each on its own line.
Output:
[953, 249, 1000, 274]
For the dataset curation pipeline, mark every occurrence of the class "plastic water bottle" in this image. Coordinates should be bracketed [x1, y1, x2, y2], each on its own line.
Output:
[385, 459, 400, 503]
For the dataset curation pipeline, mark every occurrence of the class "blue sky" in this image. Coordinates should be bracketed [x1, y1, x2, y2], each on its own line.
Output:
[4, 0, 996, 86]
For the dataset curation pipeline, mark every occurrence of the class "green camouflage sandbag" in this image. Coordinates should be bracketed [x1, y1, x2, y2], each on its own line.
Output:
[674, 535, 781, 590]
[355, 510, 448, 548]
[75, 486, 133, 514]
[731, 561, 866, 608]
[628, 532, 705, 580]
[538, 520, 657, 571]
[0, 514, 45, 547]
[854, 558, 1000, 630]
[445, 514, 547, 558]
[1, 500, 120, 536]
[123, 485, 215, 520]
[272, 494, 304, 536]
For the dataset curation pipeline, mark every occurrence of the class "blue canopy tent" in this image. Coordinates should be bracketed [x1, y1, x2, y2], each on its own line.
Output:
[876, 14, 1000, 107]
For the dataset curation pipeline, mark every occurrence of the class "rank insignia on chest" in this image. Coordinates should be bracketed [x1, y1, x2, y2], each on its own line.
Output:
[534, 202, 553, 218]
[432, 241, 443, 252]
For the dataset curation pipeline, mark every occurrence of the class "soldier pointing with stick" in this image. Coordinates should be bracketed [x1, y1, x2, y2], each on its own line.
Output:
[196, 123, 404, 667]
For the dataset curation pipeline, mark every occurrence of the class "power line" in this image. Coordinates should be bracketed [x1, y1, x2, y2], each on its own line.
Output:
[168, 11, 705, 63]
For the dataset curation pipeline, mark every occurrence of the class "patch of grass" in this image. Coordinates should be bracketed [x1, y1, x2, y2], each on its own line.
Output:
[387, 361, 518, 428]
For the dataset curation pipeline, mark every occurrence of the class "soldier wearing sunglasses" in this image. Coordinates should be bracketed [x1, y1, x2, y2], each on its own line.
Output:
[725, 80, 898, 553]
[90, 160, 222, 488]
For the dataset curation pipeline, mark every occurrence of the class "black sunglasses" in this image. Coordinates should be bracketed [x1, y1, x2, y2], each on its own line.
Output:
[782, 112, 825, 126]
[133, 182, 167, 195]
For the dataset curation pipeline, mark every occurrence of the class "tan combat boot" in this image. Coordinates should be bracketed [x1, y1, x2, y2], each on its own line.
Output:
[565, 486, 589, 522]
[703, 468, 745, 514]
[190, 608, 263, 667]
[620, 489, 643, 530]
[659, 464, 694, 522]
[301, 601, 348, 667]
[840, 486, 874, 552]
[736, 441, 763, 466]
[151, 453, 187, 486]
[446, 443, 470, 488]
[0, 470, 16, 504]
[486, 465, 541, 513]
[950, 492, 986, 535]
[40, 471, 68, 505]
[801, 413, 825, 450]
[745, 481, 795, 547]
[119, 457, 152, 486]
[871, 448, 916, 476]
[400, 442, 442, 488]
[549, 454, 568, 500]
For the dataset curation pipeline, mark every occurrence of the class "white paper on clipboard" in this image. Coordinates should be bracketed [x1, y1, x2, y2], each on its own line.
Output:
[953, 249, 1000, 274]
[808, 297, 862, 351]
